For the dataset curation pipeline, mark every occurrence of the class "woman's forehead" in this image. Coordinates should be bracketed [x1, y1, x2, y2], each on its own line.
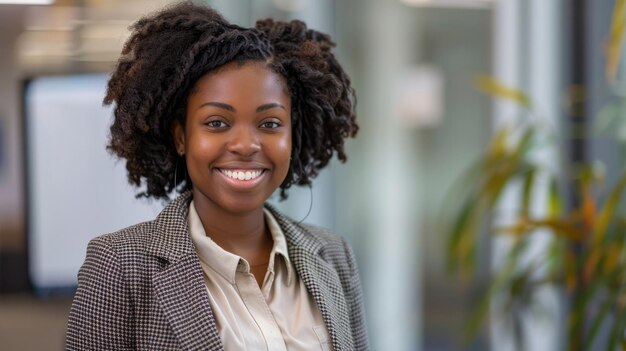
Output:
[188, 61, 290, 110]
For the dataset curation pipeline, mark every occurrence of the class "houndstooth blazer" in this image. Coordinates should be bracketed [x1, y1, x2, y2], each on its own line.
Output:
[66, 191, 369, 350]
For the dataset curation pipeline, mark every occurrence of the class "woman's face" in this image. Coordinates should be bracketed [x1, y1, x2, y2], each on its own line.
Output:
[174, 61, 292, 215]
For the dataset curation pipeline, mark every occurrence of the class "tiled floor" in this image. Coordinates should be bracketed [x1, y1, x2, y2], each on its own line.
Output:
[0, 294, 72, 351]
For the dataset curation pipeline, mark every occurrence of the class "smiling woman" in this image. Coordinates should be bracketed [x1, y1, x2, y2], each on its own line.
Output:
[176, 61, 292, 218]
[65, 1, 367, 351]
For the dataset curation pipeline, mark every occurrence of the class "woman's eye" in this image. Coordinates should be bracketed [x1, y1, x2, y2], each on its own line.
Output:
[206, 120, 227, 128]
[260, 121, 281, 129]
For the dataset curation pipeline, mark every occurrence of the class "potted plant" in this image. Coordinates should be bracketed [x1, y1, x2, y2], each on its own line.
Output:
[445, 1, 626, 349]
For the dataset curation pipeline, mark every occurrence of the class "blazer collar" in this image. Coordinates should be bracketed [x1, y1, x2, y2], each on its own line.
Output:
[146, 194, 352, 351]
[146, 193, 326, 264]
[264, 204, 325, 253]
[265, 205, 354, 351]
[146, 190, 195, 263]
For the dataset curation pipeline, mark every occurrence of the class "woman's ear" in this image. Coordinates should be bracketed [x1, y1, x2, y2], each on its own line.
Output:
[172, 120, 186, 155]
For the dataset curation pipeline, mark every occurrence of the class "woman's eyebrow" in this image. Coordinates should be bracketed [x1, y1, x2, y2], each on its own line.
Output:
[199, 101, 235, 111]
[198, 101, 286, 112]
[256, 102, 286, 112]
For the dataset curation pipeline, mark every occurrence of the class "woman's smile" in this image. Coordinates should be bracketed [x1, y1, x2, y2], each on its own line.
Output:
[215, 167, 268, 190]
[218, 169, 264, 181]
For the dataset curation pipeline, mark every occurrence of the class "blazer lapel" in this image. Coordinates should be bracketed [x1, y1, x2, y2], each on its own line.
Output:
[147, 192, 223, 351]
[153, 255, 222, 350]
[294, 248, 353, 351]
[267, 206, 353, 351]
[145, 196, 353, 350]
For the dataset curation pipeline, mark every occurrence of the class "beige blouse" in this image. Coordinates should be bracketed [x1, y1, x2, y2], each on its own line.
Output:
[188, 201, 332, 351]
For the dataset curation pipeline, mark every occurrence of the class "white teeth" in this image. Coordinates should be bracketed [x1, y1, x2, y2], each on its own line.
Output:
[220, 169, 263, 181]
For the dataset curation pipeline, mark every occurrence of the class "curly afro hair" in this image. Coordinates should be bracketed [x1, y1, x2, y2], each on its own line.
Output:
[104, 1, 358, 200]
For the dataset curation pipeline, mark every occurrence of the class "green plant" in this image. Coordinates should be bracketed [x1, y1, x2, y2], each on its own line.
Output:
[445, 1, 626, 350]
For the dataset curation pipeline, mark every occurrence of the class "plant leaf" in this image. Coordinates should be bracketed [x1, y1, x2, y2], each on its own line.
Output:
[463, 237, 527, 340]
[570, 267, 623, 346]
[447, 195, 480, 275]
[488, 127, 511, 158]
[584, 294, 614, 350]
[474, 75, 532, 108]
[523, 218, 585, 241]
[582, 187, 597, 234]
[516, 128, 536, 156]
[606, 0, 626, 82]
[565, 249, 578, 292]
[522, 169, 536, 216]
[602, 242, 623, 275]
[607, 300, 626, 351]
[583, 246, 601, 284]
[594, 171, 626, 244]
[548, 177, 564, 217]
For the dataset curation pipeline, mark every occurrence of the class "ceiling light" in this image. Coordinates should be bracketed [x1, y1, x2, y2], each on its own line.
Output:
[0, 0, 54, 4]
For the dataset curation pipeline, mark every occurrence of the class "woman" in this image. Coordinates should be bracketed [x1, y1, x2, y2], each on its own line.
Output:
[66, 2, 368, 350]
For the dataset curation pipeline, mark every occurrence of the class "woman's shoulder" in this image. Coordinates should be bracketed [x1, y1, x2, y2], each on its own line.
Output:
[299, 222, 346, 246]
[265, 205, 354, 264]
[89, 191, 192, 253]
[264, 204, 343, 243]
[87, 220, 156, 255]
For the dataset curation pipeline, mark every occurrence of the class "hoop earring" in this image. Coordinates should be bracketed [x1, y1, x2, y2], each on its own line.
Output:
[173, 153, 184, 191]
[296, 183, 313, 224]
[173, 159, 179, 191]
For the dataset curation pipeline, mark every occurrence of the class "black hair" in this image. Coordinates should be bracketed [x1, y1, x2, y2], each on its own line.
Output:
[104, 1, 358, 200]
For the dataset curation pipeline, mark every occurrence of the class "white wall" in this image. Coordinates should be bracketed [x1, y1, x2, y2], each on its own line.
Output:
[25, 75, 163, 292]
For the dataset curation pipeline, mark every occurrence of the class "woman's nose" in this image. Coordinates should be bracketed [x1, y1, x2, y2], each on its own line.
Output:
[227, 125, 261, 156]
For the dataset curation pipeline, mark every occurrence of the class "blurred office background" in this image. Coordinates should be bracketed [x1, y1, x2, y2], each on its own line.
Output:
[0, 0, 624, 350]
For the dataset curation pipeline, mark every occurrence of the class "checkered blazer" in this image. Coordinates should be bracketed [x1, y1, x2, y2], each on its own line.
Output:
[66, 191, 369, 350]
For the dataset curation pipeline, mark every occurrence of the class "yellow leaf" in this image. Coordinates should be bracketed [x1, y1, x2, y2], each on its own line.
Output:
[583, 247, 601, 284]
[474, 75, 531, 108]
[488, 127, 510, 157]
[496, 218, 534, 237]
[565, 250, 577, 292]
[582, 188, 596, 233]
[603, 244, 622, 274]
[458, 229, 472, 254]
[528, 217, 585, 241]
[594, 172, 626, 245]
[606, 0, 626, 82]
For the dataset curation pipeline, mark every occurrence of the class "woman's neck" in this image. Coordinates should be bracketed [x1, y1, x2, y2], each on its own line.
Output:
[191, 190, 273, 265]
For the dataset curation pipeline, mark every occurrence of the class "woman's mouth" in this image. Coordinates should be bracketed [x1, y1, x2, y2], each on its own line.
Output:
[218, 169, 265, 181]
